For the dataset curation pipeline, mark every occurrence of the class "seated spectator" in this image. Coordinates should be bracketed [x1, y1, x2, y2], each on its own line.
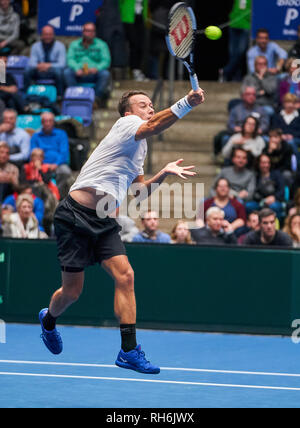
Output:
[247, 28, 287, 75]
[116, 215, 139, 242]
[243, 208, 292, 246]
[212, 148, 256, 203]
[0, 202, 13, 235]
[288, 25, 300, 59]
[288, 188, 300, 216]
[2, 193, 47, 238]
[0, 108, 30, 166]
[0, 0, 24, 55]
[0, 56, 24, 113]
[191, 207, 237, 245]
[170, 220, 194, 244]
[237, 210, 260, 244]
[3, 183, 45, 229]
[222, 115, 265, 163]
[228, 86, 270, 135]
[24, 25, 66, 97]
[271, 94, 300, 161]
[279, 57, 300, 107]
[0, 140, 18, 202]
[30, 112, 72, 197]
[23, 148, 60, 200]
[283, 213, 300, 248]
[246, 153, 285, 218]
[64, 22, 111, 104]
[242, 56, 278, 115]
[262, 128, 295, 187]
[132, 210, 171, 243]
[204, 178, 246, 232]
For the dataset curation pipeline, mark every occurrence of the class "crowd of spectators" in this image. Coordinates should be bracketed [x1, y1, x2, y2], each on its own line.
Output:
[210, 26, 300, 248]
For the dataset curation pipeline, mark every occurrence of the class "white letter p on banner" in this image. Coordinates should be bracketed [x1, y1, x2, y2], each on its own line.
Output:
[0, 319, 6, 344]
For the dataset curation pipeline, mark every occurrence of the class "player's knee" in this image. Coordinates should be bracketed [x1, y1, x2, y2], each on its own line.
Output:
[117, 267, 134, 290]
[62, 284, 82, 302]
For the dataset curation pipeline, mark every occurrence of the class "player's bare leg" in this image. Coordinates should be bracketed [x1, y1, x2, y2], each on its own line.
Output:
[102, 254, 160, 374]
[39, 271, 84, 355]
[101, 255, 136, 325]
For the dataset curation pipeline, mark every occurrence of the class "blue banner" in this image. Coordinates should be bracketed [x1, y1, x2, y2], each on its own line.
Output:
[38, 0, 103, 36]
[252, 0, 300, 40]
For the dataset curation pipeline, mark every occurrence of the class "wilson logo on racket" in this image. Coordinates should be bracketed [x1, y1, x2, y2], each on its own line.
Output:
[170, 15, 190, 46]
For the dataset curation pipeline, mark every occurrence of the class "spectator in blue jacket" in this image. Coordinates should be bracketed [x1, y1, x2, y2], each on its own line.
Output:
[132, 210, 171, 243]
[0, 108, 30, 166]
[24, 25, 66, 96]
[30, 112, 71, 196]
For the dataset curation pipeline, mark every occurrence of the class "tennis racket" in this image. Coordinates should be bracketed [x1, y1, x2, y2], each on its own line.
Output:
[165, 2, 199, 91]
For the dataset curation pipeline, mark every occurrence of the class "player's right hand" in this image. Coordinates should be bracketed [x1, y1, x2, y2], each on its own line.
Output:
[187, 88, 205, 107]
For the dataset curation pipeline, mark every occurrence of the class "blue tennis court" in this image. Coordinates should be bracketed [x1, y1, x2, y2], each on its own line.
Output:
[1, 323, 300, 408]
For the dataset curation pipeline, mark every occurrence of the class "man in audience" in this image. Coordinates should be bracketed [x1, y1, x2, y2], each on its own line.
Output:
[191, 206, 237, 245]
[30, 112, 71, 197]
[212, 148, 256, 203]
[228, 86, 270, 135]
[238, 210, 260, 244]
[0, 109, 30, 166]
[0, 140, 19, 202]
[247, 28, 287, 75]
[64, 22, 111, 104]
[24, 25, 66, 97]
[242, 56, 278, 115]
[243, 208, 292, 246]
[0, 56, 24, 113]
[0, 0, 23, 55]
[132, 210, 171, 243]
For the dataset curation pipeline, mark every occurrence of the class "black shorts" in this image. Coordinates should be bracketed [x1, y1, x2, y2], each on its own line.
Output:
[54, 195, 126, 271]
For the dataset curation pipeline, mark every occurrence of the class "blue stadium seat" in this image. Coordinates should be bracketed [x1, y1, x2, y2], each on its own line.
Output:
[6, 55, 29, 90]
[55, 115, 84, 124]
[27, 85, 57, 103]
[16, 114, 42, 130]
[62, 86, 95, 127]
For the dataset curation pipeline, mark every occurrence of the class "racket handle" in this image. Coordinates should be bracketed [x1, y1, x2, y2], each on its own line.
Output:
[190, 73, 199, 91]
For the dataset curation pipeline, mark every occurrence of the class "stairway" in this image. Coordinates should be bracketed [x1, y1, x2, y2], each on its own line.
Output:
[91, 80, 241, 232]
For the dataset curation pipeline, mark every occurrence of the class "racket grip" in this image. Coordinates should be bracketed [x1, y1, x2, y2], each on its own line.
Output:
[190, 73, 199, 91]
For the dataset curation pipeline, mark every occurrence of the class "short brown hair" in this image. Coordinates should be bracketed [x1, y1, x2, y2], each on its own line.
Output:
[118, 90, 150, 117]
[269, 128, 283, 137]
[258, 208, 276, 223]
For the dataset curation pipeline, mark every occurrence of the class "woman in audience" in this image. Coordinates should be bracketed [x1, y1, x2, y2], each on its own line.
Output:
[2, 193, 47, 238]
[279, 57, 300, 108]
[203, 177, 246, 233]
[283, 214, 300, 248]
[221, 115, 265, 165]
[170, 220, 194, 244]
[246, 153, 285, 218]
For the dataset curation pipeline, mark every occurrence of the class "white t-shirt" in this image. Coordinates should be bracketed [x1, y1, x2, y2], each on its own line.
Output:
[69, 115, 147, 205]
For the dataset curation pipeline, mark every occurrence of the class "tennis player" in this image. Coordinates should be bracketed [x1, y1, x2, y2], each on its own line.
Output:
[39, 87, 205, 374]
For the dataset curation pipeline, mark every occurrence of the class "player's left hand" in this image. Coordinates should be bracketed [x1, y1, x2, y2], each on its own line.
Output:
[187, 88, 205, 107]
[163, 159, 197, 179]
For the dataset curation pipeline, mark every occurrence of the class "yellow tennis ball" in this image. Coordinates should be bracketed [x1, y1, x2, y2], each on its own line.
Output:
[205, 26, 222, 40]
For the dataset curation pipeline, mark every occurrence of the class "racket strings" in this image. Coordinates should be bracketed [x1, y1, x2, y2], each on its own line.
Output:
[169, 8, 194, 59]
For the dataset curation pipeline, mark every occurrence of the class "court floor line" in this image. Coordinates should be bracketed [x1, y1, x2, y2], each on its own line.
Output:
[1, 371, 300, 392]
[1, 360, 300, 378]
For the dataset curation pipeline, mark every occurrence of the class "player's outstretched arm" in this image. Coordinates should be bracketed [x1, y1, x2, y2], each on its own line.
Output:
[135, 88, 205, 141]
[131, 159, 196, 200]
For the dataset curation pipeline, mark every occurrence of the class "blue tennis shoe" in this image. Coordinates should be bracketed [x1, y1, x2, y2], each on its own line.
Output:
[115, 344, 160, 374]
[39, 308, 63, 355]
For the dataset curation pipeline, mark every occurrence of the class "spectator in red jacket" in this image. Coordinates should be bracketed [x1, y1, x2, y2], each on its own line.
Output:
[200, 177, 247, 233]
